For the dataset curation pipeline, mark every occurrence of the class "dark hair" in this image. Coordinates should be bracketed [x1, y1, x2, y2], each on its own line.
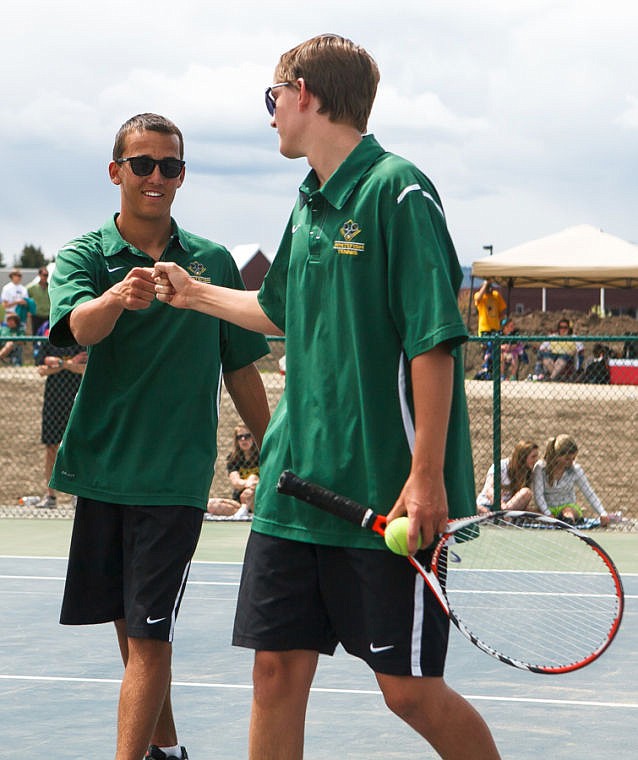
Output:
[112, 113, 184, 160]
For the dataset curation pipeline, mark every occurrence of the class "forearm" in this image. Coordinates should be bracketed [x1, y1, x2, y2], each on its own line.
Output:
[185, 281, 281, 335]
[228, 471, 244, 489]
[576, 470, 606, 516]
[69, 291, 124, 345]
[223, 363, 271, 448]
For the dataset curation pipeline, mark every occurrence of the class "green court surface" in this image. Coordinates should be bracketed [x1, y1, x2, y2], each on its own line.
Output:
[0, 518, 252, 562]
[1, 518, 636, 571]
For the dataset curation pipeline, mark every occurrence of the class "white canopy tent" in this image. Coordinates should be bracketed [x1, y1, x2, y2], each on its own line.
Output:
[471, 224, 638, 312]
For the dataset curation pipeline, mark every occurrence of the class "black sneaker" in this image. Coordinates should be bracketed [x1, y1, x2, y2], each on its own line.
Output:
[146, 746, 188, 759]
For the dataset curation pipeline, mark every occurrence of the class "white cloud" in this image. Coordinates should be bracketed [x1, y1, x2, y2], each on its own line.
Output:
[616, 95, 638, 128]
[1, 0, 637, 264]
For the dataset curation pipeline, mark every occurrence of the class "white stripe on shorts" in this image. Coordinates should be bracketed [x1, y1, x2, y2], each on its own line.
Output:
[169, 561, 192, 642]
[410, 571, 426, 676]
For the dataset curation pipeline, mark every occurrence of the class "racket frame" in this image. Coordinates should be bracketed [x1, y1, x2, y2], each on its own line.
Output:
[276, 471, 625, 674]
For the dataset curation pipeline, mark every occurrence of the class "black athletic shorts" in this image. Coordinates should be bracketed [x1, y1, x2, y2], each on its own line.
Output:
[233, 531, 450, 677]
[60, 498, 203, 642]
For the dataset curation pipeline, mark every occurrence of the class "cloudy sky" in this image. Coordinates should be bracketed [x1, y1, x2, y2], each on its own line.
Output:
[2, 0, 636, 266]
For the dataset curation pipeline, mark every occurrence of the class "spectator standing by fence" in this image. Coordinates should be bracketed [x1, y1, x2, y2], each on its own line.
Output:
[1, 269, 29, 325]
[36, 340, 86, 509]
[474, 279, 507, 336]
[28, 267, 51, 335]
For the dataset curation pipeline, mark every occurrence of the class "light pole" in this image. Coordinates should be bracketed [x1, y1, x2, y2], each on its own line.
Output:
[483, 244, 493, 256]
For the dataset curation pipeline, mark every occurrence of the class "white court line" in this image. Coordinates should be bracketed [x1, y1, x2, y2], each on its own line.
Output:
[0, 674, 636, 709]
[3, 574, 636, 596]
[3, 557, 636, 575]
[0, 575, 239, 586]
[0, 555, 243, 565]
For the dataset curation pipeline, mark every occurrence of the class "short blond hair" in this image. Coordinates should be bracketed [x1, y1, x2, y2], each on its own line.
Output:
[275, 34, 380, 133]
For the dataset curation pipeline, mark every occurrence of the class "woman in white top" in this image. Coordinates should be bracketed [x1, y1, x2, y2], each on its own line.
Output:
[532, 434, 610, 526]
[476, 440, 539, 514]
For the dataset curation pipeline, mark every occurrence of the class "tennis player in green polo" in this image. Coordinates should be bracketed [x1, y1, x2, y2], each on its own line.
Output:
[48, 113, 270, 760]
[154, 36, 500, 760]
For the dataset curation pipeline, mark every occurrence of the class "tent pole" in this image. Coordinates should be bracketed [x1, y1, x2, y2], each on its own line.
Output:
[465, 276, 476, 372]
[467, 276, 475, 332]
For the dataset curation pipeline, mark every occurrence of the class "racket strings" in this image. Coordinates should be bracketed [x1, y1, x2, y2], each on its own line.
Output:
[438, 517, 623, 671]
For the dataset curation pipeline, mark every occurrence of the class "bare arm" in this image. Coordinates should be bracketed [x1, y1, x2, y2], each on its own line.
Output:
[68, 267, 156, 346]
[574, 466, 608, 520]
[223, 363, 271, 449]
[40, 353, 88, 376]
[154, 261, 282, 336]
[386, 345, 453, 552]
[228, 469, 247, 490]
[474, 279, 488, 306]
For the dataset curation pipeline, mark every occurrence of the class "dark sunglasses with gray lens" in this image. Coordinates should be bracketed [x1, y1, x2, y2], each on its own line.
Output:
[115, 155, 185, 178]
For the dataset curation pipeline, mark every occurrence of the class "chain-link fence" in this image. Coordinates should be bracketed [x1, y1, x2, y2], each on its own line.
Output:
[2, 333, 636, 528]
[465, 334, 638, 530]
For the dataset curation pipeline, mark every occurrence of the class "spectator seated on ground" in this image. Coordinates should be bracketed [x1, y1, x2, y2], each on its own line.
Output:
[581, 343, 611, 384]
[499, 318, 526, 380]
[537, 319, 584, 381]
[0, 312, 25, 365]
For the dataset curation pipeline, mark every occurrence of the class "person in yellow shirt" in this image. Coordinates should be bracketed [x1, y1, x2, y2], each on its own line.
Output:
[474, 280, 507, 335]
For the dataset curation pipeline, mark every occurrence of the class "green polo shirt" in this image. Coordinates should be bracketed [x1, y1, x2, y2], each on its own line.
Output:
[254, 135, 475, 549]
[49, 215, 268, 509]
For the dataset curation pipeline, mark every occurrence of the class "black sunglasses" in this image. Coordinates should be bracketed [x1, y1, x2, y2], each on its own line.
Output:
[264, 82, 292, 116]
[236, 433, 253, 441]
[115, 155, 185, 179]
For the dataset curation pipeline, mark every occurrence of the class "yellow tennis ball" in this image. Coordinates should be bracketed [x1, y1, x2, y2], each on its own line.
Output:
[384, 517, 422, 556]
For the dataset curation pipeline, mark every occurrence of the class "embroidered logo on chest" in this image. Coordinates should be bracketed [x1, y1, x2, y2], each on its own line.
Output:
[334, 219, 365, 256]
[187, 261, 211, 283]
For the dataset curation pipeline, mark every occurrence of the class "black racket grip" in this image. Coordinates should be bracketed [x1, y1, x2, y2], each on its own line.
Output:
[277, 470, 385, 534]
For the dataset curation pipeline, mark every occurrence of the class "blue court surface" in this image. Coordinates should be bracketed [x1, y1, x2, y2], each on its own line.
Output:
[1, 522, 637, 759]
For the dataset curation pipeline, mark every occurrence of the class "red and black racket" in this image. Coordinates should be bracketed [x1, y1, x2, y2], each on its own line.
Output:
[277, 470, 624, 674]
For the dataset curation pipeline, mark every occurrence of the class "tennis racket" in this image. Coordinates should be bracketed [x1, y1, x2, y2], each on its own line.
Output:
[276, 470, 624, 674]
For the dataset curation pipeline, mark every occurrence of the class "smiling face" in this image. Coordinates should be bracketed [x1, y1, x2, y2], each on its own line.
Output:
[109, 129, 184, 224]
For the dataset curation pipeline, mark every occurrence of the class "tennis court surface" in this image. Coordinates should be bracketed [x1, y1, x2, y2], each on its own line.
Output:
[1, 521, 637, 759]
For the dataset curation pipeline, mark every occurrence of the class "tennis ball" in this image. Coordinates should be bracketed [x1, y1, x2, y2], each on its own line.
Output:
[384, 517, 422, 556]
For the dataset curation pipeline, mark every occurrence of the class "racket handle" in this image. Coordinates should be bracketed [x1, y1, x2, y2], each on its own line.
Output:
[277, 471, 386, 536]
